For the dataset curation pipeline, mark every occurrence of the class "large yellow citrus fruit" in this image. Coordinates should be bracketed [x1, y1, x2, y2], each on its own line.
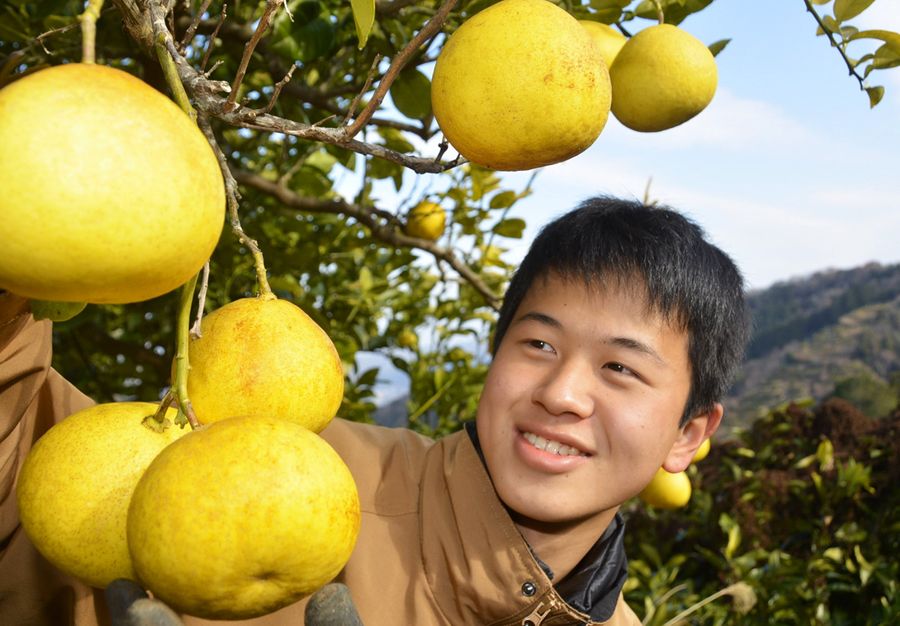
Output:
[638, 467, 692, 509]
[579, 21, 627, 68]
[16, 402, 188, 588]
[188, 295, 344, 432]
[609, 24, 717, 132]
[0, 63, 225, 303]
[127, 415, 360, 619]
[691, 437, 711, 463]
[403, 201, 446, 241]
[431, 0, 611, 170]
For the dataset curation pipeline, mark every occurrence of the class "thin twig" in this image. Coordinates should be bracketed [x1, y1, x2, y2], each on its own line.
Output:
[344, 0, 459, 138]
[343, 54, 383, 126]
[232, 169, 501, 309]
[178, 0, 213, 52]
[260, 64, 296, 114]
[173, 273, 202, 429]
[803, 0, 866, 91]
[225, 0, 284, 111]
[198, 117, 274, 299]
[200, 2, 227, 71]
[190, 261, 210, 338]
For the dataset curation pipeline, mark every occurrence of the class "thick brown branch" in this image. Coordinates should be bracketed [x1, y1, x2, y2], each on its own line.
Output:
[232, 169, 501, 310]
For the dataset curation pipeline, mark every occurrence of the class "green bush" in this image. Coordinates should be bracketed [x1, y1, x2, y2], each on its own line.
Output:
[624, 399, 900, 625]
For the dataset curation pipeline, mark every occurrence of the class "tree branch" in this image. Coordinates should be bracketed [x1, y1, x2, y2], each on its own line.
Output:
[803, 0, 866, 91]
[225, 0, 284, 111]
[343, 0, 459, 138]
[231, 169, 501, 310]
[139, 0, 461, 173]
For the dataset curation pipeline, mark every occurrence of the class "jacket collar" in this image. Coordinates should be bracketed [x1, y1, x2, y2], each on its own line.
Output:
[417, 425, 629, 624]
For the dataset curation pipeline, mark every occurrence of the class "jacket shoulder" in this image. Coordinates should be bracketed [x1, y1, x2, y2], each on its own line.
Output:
[320, 419, 435, 515]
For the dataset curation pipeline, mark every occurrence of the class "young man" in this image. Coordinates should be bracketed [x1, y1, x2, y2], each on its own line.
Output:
[0, 196, 749, 625]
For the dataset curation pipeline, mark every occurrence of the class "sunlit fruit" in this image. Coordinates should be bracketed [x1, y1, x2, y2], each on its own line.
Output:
[0, 63, 224, 303]
[127, 415, 360, 619]
[188, 295, 344, 432]
[610, 24, 717, 132]
[403, 201, 446, 241]
[579, 21, 627, 68]
[692, 437, 711, 463]
[397, 328, 419, 349]
[638, 467, 692, 509]
[432, 0, 611, 170]
[16, 402, 188, 588]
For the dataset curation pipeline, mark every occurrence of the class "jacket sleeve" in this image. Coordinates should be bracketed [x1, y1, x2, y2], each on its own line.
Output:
[0, 292, 97, 625]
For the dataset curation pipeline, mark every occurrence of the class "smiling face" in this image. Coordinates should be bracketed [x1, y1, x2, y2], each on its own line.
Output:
[476, 273, 720, 536]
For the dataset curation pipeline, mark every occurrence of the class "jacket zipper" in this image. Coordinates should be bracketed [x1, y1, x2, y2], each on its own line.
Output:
[521, 601, 552, 626]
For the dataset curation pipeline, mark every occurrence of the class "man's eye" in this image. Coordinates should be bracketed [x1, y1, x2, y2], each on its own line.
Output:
[527, 339, 554, 353]
[605, 362, 635, 376]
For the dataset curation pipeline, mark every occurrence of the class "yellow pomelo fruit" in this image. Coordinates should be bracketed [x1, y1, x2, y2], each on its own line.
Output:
[638, 467, 692, 509]
[609, 24, 717, 132]
[127, 415, 360, 620]
[691, 437, 711, 463]
[431, 0, 611, 170]
[397, 328, 419, 349]
[0, 64, 225, 303]
[188, 296, 344, 432]
[16, 402, 188, 588]
[579, 21, 627, 68]
[403, 201, 446, 241]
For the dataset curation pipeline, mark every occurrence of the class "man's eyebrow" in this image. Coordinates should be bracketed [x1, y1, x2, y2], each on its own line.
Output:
[513, 311, 562, 329]
[605, 336, 666, 365]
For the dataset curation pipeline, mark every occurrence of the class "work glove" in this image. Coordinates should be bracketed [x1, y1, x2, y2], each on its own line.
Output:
[105, 579, 364, 625]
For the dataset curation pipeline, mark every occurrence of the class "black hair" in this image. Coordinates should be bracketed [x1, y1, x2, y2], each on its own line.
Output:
[492, 196, 750, 426]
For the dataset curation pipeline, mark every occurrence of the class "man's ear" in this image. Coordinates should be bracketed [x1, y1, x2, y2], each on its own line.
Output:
[662, 402, 724, 473]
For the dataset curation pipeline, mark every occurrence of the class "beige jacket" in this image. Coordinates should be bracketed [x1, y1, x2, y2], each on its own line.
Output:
[0, 294, 641, 626]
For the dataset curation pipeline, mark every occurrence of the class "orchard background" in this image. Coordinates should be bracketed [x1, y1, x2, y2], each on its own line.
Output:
[2, 0, 898, 623]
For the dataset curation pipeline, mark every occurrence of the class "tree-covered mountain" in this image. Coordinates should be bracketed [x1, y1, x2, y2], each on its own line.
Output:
[724, 262, 900, 432]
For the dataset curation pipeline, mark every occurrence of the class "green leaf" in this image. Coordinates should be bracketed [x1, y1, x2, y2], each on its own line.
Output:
[390, 68, 432, 120]
[489, 190, 518, 209]
[871, 42, 900, 70]
[708, 38, 731, 57]
[351, 0, 376, 48]
[865, 85, 884, 108]
[834, 0, 876, 22]
[848, 29, 900, 55]
[492, 218, 526, 239]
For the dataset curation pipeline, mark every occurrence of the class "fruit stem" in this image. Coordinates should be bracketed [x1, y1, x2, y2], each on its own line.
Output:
[149, 391, 175, 427]
[653, 0, 665, 24]
[79, 0, 104, 64]
[173, 273, 202, 430]
[154, 32, 197, 122]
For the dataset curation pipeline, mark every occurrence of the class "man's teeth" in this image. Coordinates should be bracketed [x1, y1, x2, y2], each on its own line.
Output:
[523, 432, 586, 457]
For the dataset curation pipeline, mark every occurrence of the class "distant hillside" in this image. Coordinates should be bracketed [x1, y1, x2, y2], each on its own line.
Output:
[724, 262, 900, 431]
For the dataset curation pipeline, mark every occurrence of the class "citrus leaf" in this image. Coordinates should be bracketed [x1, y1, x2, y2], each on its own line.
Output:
[872, 42, 900, 69]
[708, 38, 731, 57]
[351, 0, 375, 49]
[848, 29, 900, 55]
[865, 85, 884, 108]
[390, 68, 432, 120]
[492, 218, 526, 238]
[489, 190, 518, 209]
[834, 0, 876, 22]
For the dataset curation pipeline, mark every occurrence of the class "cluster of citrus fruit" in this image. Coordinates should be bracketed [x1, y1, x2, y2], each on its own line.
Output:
[639, 438, 712, 509]
[1, 64, 359, 619]
[431, 0, 718, 171]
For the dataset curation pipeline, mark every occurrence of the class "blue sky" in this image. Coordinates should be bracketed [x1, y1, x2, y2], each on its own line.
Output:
[500, 0, 900, 292]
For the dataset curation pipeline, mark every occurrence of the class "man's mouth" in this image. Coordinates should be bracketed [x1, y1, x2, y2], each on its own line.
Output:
[522, 431, 588, 457]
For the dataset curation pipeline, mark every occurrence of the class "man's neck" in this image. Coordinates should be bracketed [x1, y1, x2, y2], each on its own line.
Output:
[512, 507, 620, 581]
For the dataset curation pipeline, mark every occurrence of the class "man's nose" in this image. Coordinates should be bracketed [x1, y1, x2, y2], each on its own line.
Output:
[531, 355, 595, 418]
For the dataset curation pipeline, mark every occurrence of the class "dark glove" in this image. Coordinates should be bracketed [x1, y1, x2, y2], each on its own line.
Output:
[305, 582, 364, 626]
[105, 579, 184, 626]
